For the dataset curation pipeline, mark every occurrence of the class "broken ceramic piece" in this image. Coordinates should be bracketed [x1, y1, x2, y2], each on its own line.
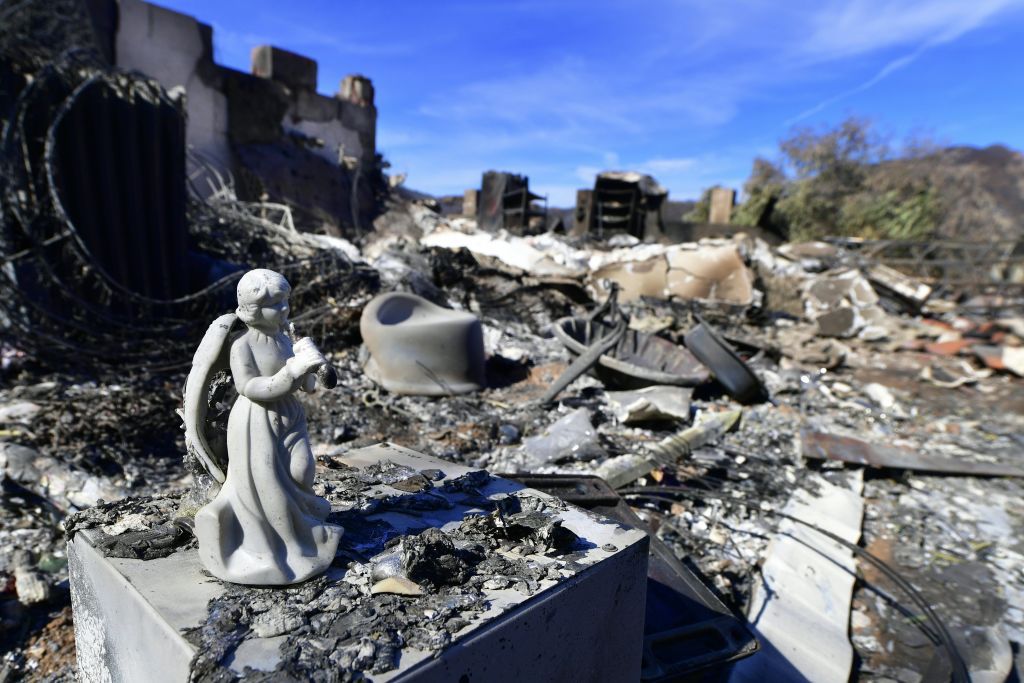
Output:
[605, 386, 692, 424]
[664, 244, 755, 305]
[591, 243, 755, 306]
[185, 269, 342, 585]
[591, 257, 669, 302]
[522, 408, 607, 467]
[360, 292, 485, 396]
[370, 576, 424, 596]
[803, 269, 893, 340]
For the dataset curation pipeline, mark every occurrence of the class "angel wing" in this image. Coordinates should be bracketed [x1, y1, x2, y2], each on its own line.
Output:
[182, 313, 241, 484]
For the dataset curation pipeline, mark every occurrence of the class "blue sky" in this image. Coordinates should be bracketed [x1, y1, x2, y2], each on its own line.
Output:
[158, 0, 1024, 206]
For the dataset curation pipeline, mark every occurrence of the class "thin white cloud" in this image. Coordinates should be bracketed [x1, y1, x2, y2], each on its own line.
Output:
[789, 48, 924, 123]
[791, 0, 1024, 121]
[384, 0, 1024, 201]
[640, 157, 699, 174]
[799, 0, 1023, 61]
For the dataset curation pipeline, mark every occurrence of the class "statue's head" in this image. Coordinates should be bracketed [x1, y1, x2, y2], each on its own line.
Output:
[236, 269, 292, 328]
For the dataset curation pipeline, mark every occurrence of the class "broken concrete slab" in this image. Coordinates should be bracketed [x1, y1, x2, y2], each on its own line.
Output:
[806, 270, 878, 310]
[864, 263, 932, 313]
[802, 270, 876, 309]
[522, 407, 607, 466]
[803, 269, 897, 340]
[69, 444, 648, 682]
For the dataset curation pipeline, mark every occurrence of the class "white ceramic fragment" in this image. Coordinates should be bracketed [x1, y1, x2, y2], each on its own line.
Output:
[359, 291, 485, 396]
[606, 385, 692, 424]
[370, 576, 424, 596]
[186, 269, 342, 586]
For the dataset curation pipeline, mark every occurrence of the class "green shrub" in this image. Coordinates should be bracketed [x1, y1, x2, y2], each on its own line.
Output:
[733, 117, 941, 242]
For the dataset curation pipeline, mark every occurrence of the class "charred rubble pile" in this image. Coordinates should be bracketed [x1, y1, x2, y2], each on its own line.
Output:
[1, 4, 1023, 681]
[64, 462, 590, 681]
[314, 210, 1023, 681]
[3, 185, 1023, 679]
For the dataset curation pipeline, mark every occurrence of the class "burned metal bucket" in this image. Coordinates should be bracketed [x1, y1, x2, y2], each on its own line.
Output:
[552, 317, 710, 390]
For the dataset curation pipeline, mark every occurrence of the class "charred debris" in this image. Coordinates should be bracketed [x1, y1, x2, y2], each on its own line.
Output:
[2, 1, 1024, 681]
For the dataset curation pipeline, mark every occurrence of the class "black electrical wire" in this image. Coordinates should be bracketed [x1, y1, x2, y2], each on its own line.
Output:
[620, 485, 971, 682]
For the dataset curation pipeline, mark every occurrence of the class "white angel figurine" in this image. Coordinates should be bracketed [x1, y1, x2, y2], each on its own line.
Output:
[183, 269, 342, 585]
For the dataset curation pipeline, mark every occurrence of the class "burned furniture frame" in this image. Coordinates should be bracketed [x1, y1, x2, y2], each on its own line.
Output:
[478, 170, 547, 234]
[573, 172, 667, 241]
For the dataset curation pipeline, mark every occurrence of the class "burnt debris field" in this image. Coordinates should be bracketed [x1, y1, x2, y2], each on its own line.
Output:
[2, 1, 1024, 681]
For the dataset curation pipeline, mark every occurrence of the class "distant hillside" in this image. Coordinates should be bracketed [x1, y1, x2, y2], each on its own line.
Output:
[882, 144, 1024, 241]
[662, 199, 698, 225]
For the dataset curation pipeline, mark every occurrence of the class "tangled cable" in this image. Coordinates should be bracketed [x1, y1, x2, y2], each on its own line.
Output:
[0, 1, 378, 375]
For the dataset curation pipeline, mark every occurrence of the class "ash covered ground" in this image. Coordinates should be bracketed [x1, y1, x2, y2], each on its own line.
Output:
[2, 2, 1023, 680]
[2, 196, 1023, 681]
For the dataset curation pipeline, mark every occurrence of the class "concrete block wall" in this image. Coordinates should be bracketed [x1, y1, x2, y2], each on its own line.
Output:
[109, 0, 377, 174]
[116, 0, 231, 174]
[97, 0, 380, 232]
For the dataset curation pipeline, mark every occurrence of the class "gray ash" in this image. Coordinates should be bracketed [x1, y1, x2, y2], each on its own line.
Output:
[183, 479, 580, 681]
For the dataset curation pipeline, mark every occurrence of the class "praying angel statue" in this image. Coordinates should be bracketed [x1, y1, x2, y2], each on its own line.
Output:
[183, 269, 342, 585]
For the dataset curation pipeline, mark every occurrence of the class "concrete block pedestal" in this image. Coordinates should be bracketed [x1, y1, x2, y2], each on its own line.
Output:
[70, 443, 648, 682]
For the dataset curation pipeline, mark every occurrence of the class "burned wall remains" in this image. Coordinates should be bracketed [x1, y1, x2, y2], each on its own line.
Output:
[94, 0, 380, 233]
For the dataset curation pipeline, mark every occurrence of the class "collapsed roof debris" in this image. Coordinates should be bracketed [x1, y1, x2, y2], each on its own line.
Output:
[9, 185, 1023, 678]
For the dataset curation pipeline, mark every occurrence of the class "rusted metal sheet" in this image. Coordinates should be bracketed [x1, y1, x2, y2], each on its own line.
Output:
[801, 429, 1024, 478]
